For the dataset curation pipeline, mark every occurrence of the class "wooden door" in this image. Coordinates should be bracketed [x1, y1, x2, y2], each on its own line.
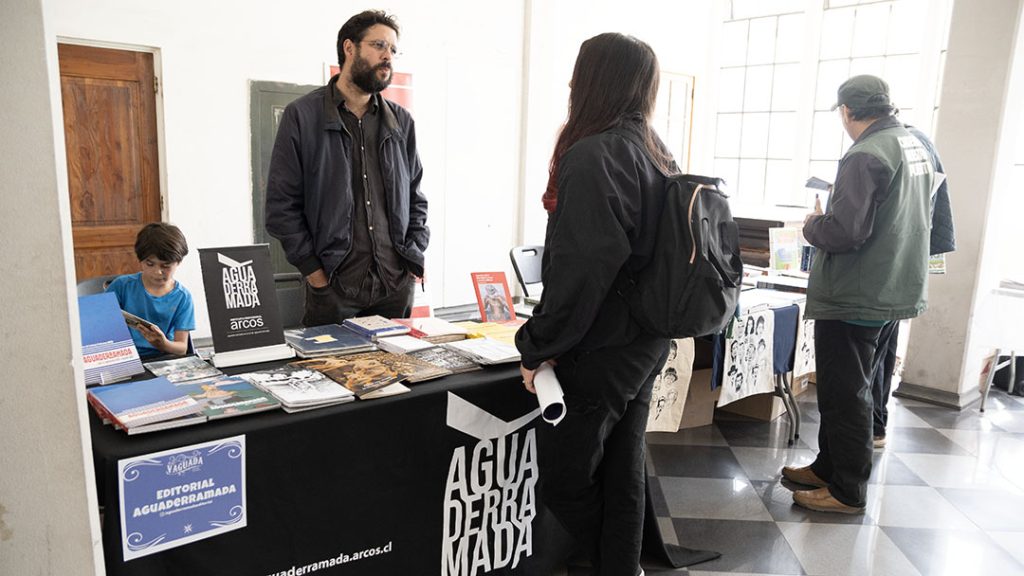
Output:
[59, 44, 161, 283]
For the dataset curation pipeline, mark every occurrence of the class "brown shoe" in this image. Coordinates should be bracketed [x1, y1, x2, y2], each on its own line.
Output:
[781, 465, 828, 488]
[793, 488, 865, 514]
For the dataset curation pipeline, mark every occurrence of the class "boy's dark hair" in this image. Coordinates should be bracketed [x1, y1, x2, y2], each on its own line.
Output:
[135, 222, 189, 263]
[336, 10, 400, 68]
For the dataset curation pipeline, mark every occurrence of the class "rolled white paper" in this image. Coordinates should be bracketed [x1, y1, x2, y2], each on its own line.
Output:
[534, 361, 565, 426]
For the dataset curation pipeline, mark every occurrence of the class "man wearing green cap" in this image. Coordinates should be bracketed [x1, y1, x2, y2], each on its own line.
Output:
[781, 74, 934, 514]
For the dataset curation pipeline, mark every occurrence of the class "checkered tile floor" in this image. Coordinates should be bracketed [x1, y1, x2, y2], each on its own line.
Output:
[640, 385, 1024, 576]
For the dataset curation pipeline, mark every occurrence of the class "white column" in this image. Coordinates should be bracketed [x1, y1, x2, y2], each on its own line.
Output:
[899, 0, 1024, 407]
[0, 0, 104, 574]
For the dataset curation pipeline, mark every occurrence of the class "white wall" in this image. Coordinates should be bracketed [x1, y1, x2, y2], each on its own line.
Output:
[520, 0, 718, 247]
[0, 0, 103, 573]
[50, 0, 527, 336]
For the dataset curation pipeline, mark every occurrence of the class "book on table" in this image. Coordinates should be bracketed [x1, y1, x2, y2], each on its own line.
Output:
[78, 292, 145, 386]
[173, 374, 281, 419]
[391, 317, 469, 344]
[86, 376, 205, 433]
[443, 338, 521, 365]
[290, 351, 408, 398]
[144, 355, 223, 383]
[375, 334, 437, 354]
[408, 347, 482, 374]
[198, 244, 295, 368]
[283, 324, 376, 357]
[453, 319, 525, 346]
[470, 271, 516, 323]
[341, 315, 412, 339]
[237, 366, 354, 412]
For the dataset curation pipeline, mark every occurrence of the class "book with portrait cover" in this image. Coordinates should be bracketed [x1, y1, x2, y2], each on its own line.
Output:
[78, 292, 145, 386]
[199, 245, 295, 367]
[470, 272, 515, 323]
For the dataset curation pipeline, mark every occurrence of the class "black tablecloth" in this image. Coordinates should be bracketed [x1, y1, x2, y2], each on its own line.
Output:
[91, 362, 543, 575]
[91, 359, 714, 575]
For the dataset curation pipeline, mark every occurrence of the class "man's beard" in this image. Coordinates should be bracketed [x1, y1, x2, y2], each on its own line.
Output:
[351, 52, 392, 94]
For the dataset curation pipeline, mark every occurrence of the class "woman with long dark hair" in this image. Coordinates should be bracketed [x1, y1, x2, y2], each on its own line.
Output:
[515, 32, 677, 576]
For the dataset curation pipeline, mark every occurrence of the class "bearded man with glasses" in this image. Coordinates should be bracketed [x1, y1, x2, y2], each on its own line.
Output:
[267, 10, 429, 326]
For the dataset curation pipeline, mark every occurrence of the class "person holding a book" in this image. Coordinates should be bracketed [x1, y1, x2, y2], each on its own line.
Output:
[783, 75, 932, 514]
[265, 10, 429, 327]
[106, 223, 195, 358]
[515, 33, 677, 576]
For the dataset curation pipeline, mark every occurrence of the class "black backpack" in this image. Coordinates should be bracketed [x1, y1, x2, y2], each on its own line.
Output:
[617, 174, 743, 338]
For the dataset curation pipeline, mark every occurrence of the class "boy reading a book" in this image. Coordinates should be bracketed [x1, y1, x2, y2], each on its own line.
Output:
[106, 223, 195, 358]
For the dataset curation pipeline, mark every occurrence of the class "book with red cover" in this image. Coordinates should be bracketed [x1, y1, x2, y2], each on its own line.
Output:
[470, 272, 515, 323]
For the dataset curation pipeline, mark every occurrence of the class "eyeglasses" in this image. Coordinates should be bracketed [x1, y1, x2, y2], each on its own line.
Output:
[361, 39, 401, 58]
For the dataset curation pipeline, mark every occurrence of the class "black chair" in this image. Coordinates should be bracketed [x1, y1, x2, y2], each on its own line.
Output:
[274, 272, 306, 329]
[76, 274, 120, 297]
[509, 245, 544, 299]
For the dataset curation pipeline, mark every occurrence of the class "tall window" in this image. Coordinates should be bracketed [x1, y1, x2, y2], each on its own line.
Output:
[714, 0, 952, 207]
[715, 8, 806, 205]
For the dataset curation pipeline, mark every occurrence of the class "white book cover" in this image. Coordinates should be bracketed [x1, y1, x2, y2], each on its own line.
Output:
[444, 338, 521, 364]
[376, 335, 436, 354]
[238, 367, 354, 407]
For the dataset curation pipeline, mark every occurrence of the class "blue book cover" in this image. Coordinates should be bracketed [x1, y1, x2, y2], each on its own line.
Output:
[78, 292, 144, 385]
[88, 376, 186, 415]
[284, 324, 375, 357]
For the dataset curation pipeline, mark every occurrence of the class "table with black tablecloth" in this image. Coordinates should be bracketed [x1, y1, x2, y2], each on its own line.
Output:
[91, 361, 709, 576]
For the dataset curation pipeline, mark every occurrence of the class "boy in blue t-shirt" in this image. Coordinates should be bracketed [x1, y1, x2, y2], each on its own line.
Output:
[106, 223, 195, 358]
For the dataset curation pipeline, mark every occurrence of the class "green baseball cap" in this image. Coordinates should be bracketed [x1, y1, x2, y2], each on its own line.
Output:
[831, 74, 891, 111]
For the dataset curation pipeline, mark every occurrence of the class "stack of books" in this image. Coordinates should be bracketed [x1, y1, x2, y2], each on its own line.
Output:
[444, 338, 521, 365]
[392, 317, 469, 344]
[284, 324, 376, 358]
[79, 292, 145, 386]
[238, 366, 355, 413]
[86, 376, 206, 434]
[342, 315, 411, 340]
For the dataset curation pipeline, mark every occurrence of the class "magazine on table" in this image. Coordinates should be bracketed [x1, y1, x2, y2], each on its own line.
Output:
[444, 338, 521, 365]
[290, 352, 407, 398]
[408, 347, 482, 374]
[375, 334, 437, 354]
[86, 376, 205, 432]
[342, 315, 412, 339]
[237, 366, 354, 409]
[144, 355, 223, 383]
[391, 317, 469, 344]
[173, 374, 281, 419]
[283, 324, 376, 357]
